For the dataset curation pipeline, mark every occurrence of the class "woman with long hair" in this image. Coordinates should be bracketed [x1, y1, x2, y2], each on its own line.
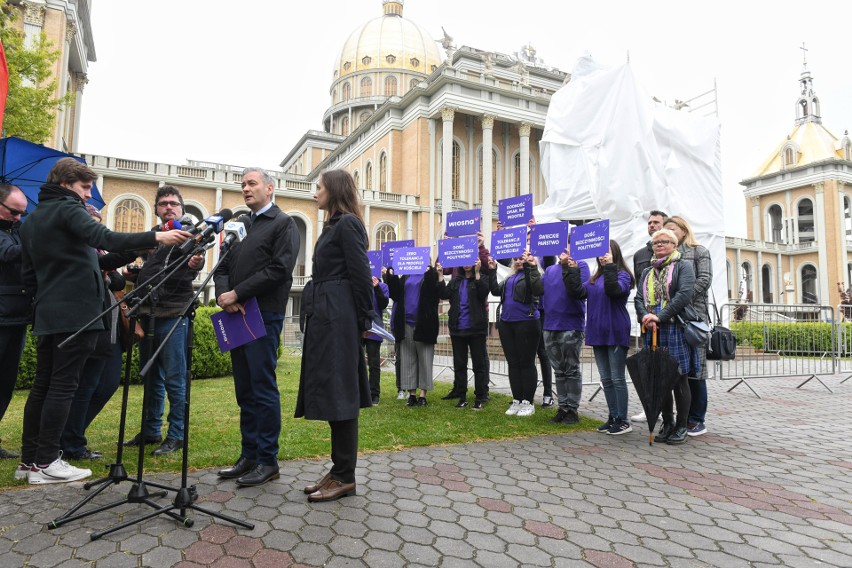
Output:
[664, 215, 712, 436]
[565, 240, 634, 434]
[296, 169, 375, 502]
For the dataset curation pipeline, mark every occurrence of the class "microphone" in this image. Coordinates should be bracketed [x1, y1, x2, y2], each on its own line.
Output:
[178, 208, 233, 255]
[158, 219, 183, 231]
[177, 215, 202, 235]
[220, 216, 249, 253]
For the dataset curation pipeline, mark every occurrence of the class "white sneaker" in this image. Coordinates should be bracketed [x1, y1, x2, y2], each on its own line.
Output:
[28, 454, 92, 485]
[396, 390, 406, 400]
[516, 400, 535, 417]
[14, 463, 32, 481]
[631, 411, 647, 422]
[505, 400, 521, 415]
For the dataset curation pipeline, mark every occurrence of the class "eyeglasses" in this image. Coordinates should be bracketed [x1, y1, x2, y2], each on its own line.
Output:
[157, 200, 182, 208]
[0, 201, 27, 217]
[652, 240, 674, 247]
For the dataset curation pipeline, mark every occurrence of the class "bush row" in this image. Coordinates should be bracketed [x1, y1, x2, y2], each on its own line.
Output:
[730, 321, 844, 354]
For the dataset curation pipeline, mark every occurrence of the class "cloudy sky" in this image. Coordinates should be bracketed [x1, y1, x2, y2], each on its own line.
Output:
[78, 0, 852, 237]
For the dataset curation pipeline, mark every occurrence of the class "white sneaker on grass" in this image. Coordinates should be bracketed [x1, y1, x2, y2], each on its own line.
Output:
[14, 463, 31, 481]
[28, 454, 92, 485]
[396, 390, 406, 400]
[516, 400, 535, 417]
[505, 400, 521, 415]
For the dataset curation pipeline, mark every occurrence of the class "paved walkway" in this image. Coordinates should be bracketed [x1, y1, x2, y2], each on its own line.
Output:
[1, 373, 851, 567]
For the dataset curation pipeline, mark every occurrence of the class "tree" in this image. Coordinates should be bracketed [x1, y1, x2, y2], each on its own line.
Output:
[0, 1, 70, 144]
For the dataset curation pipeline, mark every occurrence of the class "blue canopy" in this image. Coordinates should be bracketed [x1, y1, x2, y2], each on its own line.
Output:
[0, 136, 105, 214]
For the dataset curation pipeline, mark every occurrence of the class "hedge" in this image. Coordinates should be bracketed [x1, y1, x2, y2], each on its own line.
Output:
[730, 321, 844, 355]
[15, 306, 239, 389]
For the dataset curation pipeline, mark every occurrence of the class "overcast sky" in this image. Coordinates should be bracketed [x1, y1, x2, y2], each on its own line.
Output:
[78, 0, 852, 237]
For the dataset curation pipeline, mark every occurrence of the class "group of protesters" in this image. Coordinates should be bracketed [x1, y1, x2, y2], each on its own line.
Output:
[371, 209, 713, 444]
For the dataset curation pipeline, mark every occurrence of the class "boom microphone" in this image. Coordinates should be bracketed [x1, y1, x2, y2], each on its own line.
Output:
[177, 208, 233, 255]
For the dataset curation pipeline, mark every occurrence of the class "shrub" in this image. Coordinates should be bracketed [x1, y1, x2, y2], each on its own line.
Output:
[730, 321, 840, 355]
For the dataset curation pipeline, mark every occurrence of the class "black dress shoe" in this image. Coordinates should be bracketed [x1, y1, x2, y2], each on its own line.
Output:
[654, 423, 675, 443]
[236, 464, 280, 487]
[441, 390, 462, 400]
[666, 426, 689, 445]
[405, 394, 418, 407]
[152, 438, 183, 456]
[123, 433, 162, 447]
[63, 448, 103, 460]
[0, 446, 21, 459]
[308, 479, 356, 502]
[416, 396, 428, 407]
[218, 457, 256, 479]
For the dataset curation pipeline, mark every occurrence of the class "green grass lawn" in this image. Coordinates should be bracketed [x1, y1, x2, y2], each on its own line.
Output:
[0, 355, 597, 490]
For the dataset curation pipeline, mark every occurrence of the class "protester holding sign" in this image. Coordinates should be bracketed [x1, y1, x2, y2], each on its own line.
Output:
[488, 252, 542, 417]
[364, 277, 390, 406]
[565, 240, 635, 435]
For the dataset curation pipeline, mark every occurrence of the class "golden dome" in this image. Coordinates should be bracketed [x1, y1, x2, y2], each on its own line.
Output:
[334, 1, 442, 79]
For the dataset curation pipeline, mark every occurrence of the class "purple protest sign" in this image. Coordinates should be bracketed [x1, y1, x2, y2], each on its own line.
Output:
[446, 209, 480, 237]
[392, 246, 431, 275]
[491, 226, 528, 259]
[367, 250, 382, 279]
[380, 239, 414, 267]
[529, 221, 568, 257]
[570, 219, 610, 260]
[438, 236, 478, 268]
[210, 297, 267, 352]
[498, 194, 533, 227]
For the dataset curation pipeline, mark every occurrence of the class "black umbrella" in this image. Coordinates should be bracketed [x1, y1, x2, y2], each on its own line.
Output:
[626, 326, 683, 445]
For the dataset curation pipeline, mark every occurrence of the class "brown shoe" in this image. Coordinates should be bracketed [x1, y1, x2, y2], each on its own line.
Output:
[303, 472, 331, 494]
[307, 479, 356, 502]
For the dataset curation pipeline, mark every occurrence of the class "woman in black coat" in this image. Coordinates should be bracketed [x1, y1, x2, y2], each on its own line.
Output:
[296, 169, 375, 502]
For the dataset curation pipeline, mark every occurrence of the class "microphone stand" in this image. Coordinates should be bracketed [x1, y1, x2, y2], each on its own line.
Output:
[47, 237, 225, 538]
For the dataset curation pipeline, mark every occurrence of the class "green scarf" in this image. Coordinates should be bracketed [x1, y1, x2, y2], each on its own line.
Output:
[645, 250, 680, 311]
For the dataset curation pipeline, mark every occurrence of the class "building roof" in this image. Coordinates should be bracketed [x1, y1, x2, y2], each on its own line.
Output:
[751, 120, 844, 178]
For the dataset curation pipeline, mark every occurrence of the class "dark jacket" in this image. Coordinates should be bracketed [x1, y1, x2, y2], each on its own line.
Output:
[0, 219, 31, 326]
[296, 213, 374, 421]
[633, 241, 653, 289]
[437, 271, 490, 335]
[19, 184, 157, 336]
[136, 232, 202, 316]
[214, 203, 300, 314]
[679, 243, 712, 324]
[634, 258, 696, 324]
[385, 267, 441, 344]
[489, 264, 542, 308]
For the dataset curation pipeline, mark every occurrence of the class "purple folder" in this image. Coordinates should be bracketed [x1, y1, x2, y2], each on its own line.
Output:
[210, 297, 267, 352]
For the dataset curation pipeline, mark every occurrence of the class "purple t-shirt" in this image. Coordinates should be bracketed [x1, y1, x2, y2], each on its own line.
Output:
[458, 279, 471, 330]
[542, 262, 589, 332]
[501, 273, 539, 322]
[584, 270, 632, 347]
[404, 275, 423, 326]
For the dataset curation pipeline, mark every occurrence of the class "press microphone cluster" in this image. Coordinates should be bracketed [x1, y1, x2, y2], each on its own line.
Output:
[220, 215, 249, 253]
[177, 208, 233, 255]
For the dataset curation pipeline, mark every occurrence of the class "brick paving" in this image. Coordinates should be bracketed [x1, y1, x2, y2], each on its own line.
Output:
[1, 374, 850, 567]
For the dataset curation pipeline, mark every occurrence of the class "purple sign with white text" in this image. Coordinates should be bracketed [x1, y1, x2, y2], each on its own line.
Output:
[438, 236, 478, 268]
[491, 226, 528, 259]
[380, 239, 414, 267]
[529, 221, 569, 257]
[210, 297, 267, 352]
[499, 194, 533, 227]
[392, 246, 431, 275]
[570, 219, 610, 260]
[446, 209, 481, 237]
[367, 250, 382, 279]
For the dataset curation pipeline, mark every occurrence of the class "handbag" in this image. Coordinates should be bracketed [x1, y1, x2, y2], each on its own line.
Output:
[677, 314, 710, 348]
[114, 290, 145, 349]
[706, 287, 736, 360]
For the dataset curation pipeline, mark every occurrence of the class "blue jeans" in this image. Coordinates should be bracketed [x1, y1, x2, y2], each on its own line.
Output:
[543, 329, 584, 411]
[593, 345, 629, 422]
[230, 312, 283, 466]
[688, 378, 707, 424]
[140, 317, 187, 442]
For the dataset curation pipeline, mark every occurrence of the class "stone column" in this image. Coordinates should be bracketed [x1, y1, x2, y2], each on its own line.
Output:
[519, 123, 531, 195]
[750, 196, 761, 241]
[364, 204, 372, 248]
[481, 115, 495, 246]
[441, 107, 455, 233]
[814, 182, 830, 304]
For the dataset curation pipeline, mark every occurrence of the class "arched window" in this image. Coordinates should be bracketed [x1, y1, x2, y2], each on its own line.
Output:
[341, 116, 350, 136]
[740, 262, 753, 302]
[845, 196, 852, 242]
[342, 82, 351, 101]
[726, 260, 732, 299]
[797, 198, 815, 243]
[409, 78, 419, 92]
[359, 111, 371, 125]
[801, 265, 818, 304]
[365, 162, 373, 190]
[353, 170, 360, 189]
[183, 204, 203, 226]
[360, 76, 372, 97]
[767, 204, 783, 243]
[113, 199, 145, 233]
[477, 148, 498, 206]
[376, 224, 397, 248]
[762, 264, 773, 303]
[379, 152, 388, 193]
[331, 88, 337, 104]
[451, 141, 461, 201]
[384, 76, 398, 96]
[513, 154, 534, 197]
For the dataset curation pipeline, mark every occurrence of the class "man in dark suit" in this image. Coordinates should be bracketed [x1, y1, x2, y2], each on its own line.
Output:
[214, 167, 300, 487]
[632, 210, 667, 287]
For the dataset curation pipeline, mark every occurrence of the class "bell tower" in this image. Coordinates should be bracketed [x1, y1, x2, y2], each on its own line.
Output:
[795, 42, 821, 125]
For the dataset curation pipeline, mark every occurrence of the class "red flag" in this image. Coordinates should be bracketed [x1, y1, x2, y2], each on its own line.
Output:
[0, 38, 8, 131]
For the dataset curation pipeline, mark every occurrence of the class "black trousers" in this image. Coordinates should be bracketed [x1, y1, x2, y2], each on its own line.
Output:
[536, 320, 553, 397]
[0, 325, 27, 429]
[21, 331, 99, 465]
[498, 319, 541, 403]
[329, 417, 358, 483]
[662, 374, 692, 428]
[450, 333, 489, 401]
[364, 339, 381, 398]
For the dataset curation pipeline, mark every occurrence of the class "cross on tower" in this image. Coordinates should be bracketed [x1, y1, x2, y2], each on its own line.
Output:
[800, 42, 808, 66]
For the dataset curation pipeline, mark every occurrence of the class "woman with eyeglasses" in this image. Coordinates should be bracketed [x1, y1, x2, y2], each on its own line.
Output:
[664, 216, 712, 437]
[634, 228, 698, 445]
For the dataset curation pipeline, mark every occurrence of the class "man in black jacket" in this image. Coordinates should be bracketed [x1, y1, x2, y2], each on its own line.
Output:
[632, 210, 667, 288]
[214, 167, 299, 487]
[0, 184, 30, 460]
[123, 186, 203, 456]
[18, 158, 190, 485]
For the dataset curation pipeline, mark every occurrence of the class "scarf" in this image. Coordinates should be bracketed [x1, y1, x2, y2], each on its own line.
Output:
[644, 250, 680, 312]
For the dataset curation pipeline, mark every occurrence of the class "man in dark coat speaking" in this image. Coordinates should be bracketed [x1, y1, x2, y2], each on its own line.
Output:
[214, 167, 300, 488]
